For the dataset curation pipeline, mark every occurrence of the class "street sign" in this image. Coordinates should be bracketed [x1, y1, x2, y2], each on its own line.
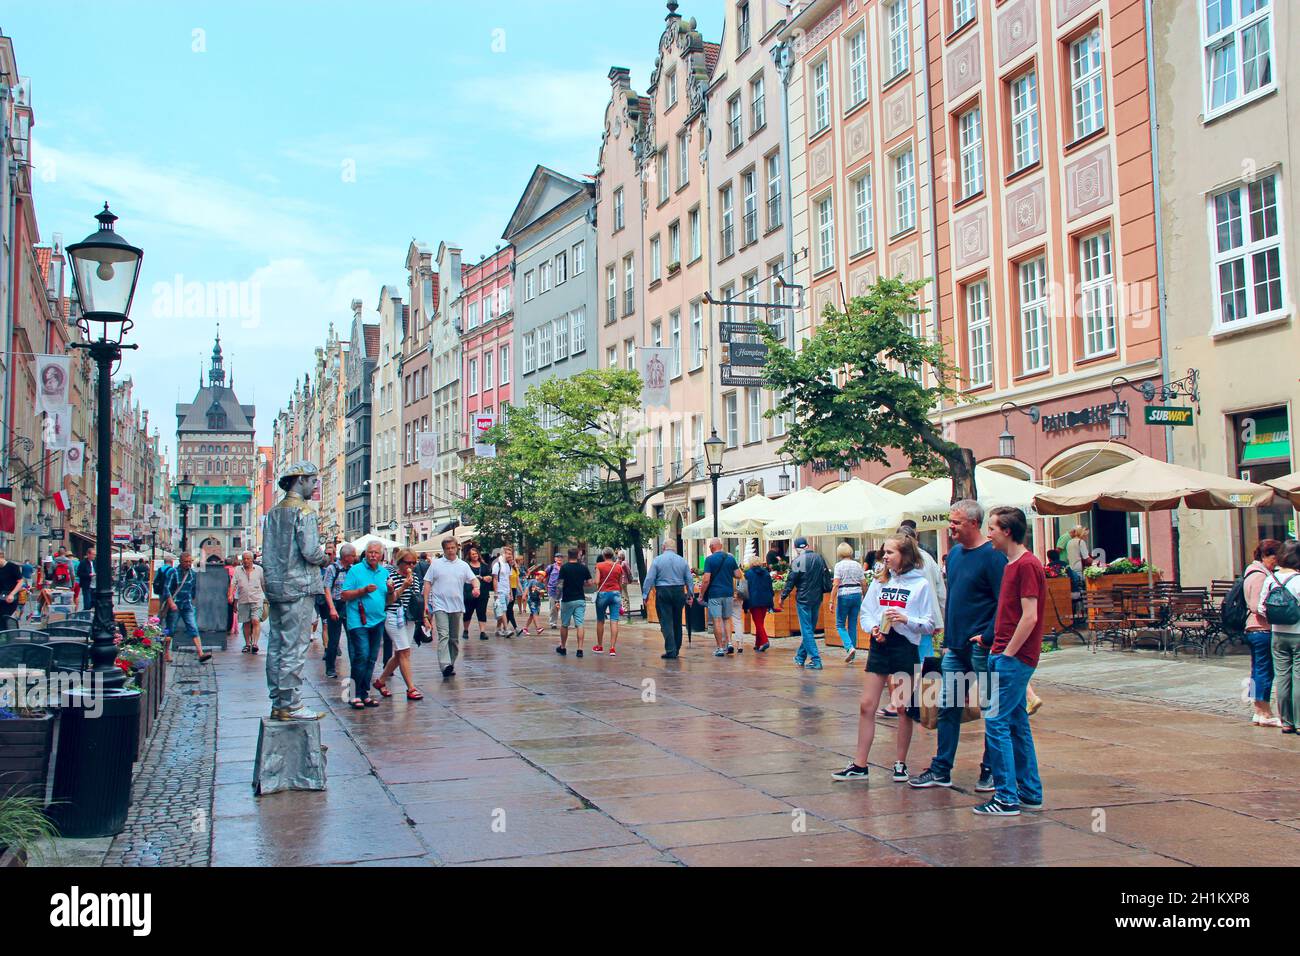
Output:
[729, 341, 769, 366]
[721, 366, 766, 388]
[718, 320, 777, 342]
[1144, 405, 1194, 426]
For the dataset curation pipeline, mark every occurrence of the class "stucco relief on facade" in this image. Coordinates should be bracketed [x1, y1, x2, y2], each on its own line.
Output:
[814, 284, 837, 320]
[952, 208, 989, 270]
[1005, 178, 1047, 246]
[889, 243, 919, 282]
[802, 6, 844, 52]
[810, 138, 834, 186]
[1055, 0, 1099, 27]
[1065, 146, 1113, 221]
[997, 0, 1038, 66]
[845, 112, 871, 167]
[851, 263, 879, 297]
[945, 34, 982, 101]
[882, 85, 913, 142]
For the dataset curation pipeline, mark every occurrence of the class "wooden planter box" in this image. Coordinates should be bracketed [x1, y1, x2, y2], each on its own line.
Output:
[133, 659, 166, 761]
[0, 712, 55, 802]
[1086, 571, 1159, 592]
[1043, 576, 1077, 632]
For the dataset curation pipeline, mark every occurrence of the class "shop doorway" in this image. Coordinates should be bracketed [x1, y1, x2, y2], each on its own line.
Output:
[1044, 445, 1143, 566]
[1232, 407, 1295, 567]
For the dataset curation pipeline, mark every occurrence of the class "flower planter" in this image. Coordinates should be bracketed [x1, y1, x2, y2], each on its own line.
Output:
[1043, 576, 1077, 631]
[1085, 571, 1159, 592]
[0, 846, 27, 868]
[0, 712, 56, 802]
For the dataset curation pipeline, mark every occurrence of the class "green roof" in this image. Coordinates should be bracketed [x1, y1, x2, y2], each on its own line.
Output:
[170, 485, 252, 504]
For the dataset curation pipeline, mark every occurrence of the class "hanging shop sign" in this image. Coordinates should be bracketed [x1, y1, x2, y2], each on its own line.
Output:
[1144, 406, 1194, 427]
[729, 341, 769, 367]
[720, 366, 766, 388]
[718, 321, 777, 343]
[1041, 400, 1126, 434]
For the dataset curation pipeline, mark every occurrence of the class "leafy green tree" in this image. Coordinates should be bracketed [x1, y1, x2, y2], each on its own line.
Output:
[761, 276, 978, 502]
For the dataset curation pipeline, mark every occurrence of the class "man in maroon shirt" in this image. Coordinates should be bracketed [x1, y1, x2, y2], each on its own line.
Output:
[974, 506, 1045, 817]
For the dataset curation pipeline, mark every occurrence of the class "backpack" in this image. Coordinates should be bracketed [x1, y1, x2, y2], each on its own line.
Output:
[153, 566, 171, 598]
[1220, 567, 1264, 633]
[1262, 570, 1300, 627]
[51, 563, 72, 587]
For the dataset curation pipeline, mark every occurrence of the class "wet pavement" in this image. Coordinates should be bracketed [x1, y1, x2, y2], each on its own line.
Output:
[202, 619, 1300, 866]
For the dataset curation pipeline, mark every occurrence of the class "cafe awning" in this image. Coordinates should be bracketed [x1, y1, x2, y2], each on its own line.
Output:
[1266, 471, 1300, 508]
[682, 493, 779, 540]
[876, 466, 1050, 532]
[757, 486, 828, 540]
[783, 478, 906, 537]
[1032, 453, 1275, 515]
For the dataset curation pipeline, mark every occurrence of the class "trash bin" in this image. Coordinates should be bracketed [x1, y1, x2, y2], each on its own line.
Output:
[49, 686, 142, 838]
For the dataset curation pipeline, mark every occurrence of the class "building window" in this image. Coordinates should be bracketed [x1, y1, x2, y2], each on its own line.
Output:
[1019, 257, 1050, 374]
[555, 251, 568, 285]
[538, 261, 551, 294]
[751, 75, 766, 131]
[745, 272, 760, 322]
[670, 310, 682, 378]
[650, 236, 662, 282]
[672, 420, 683, 476]
[614, 187, 625, 231]
[554, 315, 569, 362]
[893, 148, 916, 234]
[524, 270, 535, 301]
[651, 320, 662, 349]
[606, 266, 617, 324]
[623, 255, 635, 316]
[658, 147, 670, 204]
[728, 94, 743, 151]
[812, 59, 831, 133]
[1010, 71, 1040, 172]
[742, 169, 758, 245]
[748, 387, 762, 444]
[538, 321, 554, 367]
[765, 152, 782, 231]
[666, 68, 678, 109]
[499, 344, 510, 384]
[570, 307, 587, 355]
[1079, 230, 1116, 357]
[467, 300, 479, 329]
[572, 241, 585, 275]
[689, 207, 702, 261]
[952, 0, 975, 31]
[1069, 29, 1105, 141]
[768, 261, 787, 343]
[607, 345, 618, 368]
[692, 416, 704, 478]
[737, 1, 751, 53]
[725, 394, 739, 447]
[668, 221, 681, 267]
[1211, 173, 1285, 328]
[677, 133, 690, 189]
[624, 337, 636, 372]
[1204, 0, 1274, 115]
[847, 28, 869, 107]
[468, 358, 478, 395]
[852, 170, 874, 254]
[958, 106, 983, 200]
[966, 280, 992, 387]
[815, 194, 836, 274]
[483, 350, 494, 390]
[720, 185, 735, 258]
[690, 301, 703, 370]
[886, 0, 910, 79]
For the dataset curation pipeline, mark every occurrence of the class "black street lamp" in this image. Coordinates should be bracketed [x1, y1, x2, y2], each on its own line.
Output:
[998, 401, 1041, 460]
[66, 204, 143, 692]
[704, 429, 726, 539]
[177, 474, 195, 553]
[148, 512, 160, 587]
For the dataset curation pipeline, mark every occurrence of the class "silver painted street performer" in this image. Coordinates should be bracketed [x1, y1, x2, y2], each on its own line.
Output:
[262, 460, 330, 720]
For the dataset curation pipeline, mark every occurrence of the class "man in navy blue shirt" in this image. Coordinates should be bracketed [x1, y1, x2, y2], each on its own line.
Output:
[699, 538, 740, 658]
[908, 499, 1005, 792]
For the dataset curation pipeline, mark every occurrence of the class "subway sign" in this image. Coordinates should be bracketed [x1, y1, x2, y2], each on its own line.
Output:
[1144, 406, 1194, 427]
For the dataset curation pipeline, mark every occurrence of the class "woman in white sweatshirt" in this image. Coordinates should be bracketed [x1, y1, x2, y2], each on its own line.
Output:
[832, 534, 939, 783]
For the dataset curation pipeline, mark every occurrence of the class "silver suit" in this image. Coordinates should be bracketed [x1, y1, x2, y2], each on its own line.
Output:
[262, 492, 328, 712]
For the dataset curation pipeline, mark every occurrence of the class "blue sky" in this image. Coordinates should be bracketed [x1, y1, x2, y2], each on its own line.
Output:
[6, 0, 723, 459]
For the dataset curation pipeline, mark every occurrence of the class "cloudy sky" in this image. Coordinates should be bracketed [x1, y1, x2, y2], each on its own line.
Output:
[7, 0, 722, 460]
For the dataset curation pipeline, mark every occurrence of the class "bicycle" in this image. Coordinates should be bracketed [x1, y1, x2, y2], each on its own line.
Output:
[116, 579, 148, 606]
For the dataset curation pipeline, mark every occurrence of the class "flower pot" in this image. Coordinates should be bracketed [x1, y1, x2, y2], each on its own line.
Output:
[0, 712, 56, 802]
[0, 846, 28, 868]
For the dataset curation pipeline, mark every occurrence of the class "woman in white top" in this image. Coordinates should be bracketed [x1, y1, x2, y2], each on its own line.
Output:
[830, 542, 866, 664]
[831, 534, 938, 783]
[492, 546, 517, 638]
[1259, 539, 1300, 734]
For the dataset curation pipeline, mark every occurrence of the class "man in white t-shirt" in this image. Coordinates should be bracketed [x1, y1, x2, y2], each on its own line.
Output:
[422, 537, 480, 679]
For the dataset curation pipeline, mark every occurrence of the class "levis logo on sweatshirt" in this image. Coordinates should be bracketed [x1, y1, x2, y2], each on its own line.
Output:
[879, 585, 914, 608]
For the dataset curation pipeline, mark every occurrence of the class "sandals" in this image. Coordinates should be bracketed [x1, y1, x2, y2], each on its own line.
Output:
[373, 678, 392, 698]
[406, 688, 424, 701]
[363, 697, 381, 708]
[350, 699, 366, 710]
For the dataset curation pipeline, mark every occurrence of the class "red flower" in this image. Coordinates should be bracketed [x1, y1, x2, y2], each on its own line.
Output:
[142, 637, 152, 647]
[133, 627, 145, 638]
[115, 658, 133, 674]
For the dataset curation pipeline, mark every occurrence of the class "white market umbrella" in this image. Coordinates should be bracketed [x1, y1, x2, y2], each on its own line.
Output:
[682, 493, 778, 540]
[349, 532, 403, 554]
[757, 486, 827, 540]
[875, 466, 1051, 532]
[788, 478, 907, 537]
[1266, 472, 1300, 508]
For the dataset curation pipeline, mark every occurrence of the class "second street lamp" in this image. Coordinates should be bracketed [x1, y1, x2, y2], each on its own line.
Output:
[177, 474, 195, 554]
[704, 429, 726, 539]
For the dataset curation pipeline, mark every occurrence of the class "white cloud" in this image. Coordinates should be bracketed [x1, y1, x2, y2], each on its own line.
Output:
[459, 69, 612, 143]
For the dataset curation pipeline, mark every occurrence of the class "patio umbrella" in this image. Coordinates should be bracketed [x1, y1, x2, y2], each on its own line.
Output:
[876, 466, 1050, 532]
[789, 478, 906, 537]
[349, 532, 403, 554]
[682, 493, 778, 540]
[757, 486, 827, 540]
[1032, 453, 1275, 585]
[1265, 471, 1300, 508]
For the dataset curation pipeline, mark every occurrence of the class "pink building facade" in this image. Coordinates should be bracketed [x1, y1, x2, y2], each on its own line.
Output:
[458, 246, 514, 463]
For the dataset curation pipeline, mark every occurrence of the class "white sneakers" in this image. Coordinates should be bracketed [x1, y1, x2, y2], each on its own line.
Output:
[1253, 713, 1283, 727]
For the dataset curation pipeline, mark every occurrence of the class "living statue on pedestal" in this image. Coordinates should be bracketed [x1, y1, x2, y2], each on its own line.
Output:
[262, 460, 329, 720]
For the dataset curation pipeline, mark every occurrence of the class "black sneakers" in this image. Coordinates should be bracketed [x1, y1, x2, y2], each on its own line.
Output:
[832, 763, 870, 781]
[972, 800, 1020, 816]
[908, 767, 953, 788]
[575, 649, 584, 658]
[892, 761, 909, 782]
[1019, 798, 1044, 810]
[976, 767, 996, 792]
[441, 665, 454, 678]
[555, 646, 567, 656]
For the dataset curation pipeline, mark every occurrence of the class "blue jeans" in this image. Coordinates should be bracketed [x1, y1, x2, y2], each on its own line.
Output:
[794, 600, 822, 665]
[595, 591, 621, 622]
[347, 623, 383, 700]
[931, 643, 991, 777]
[835, 591, 862, 651]
[984, 654, 1042, 807]
[164, 606, 199, 641]
[1246, 630, 1274, 703]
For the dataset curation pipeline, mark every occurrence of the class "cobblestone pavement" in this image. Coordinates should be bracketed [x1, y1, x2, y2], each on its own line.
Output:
[200, 617, 1300, 867]
[99, 654, 218, 866]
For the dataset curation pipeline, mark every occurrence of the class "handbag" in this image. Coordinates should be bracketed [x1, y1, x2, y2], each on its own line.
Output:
[1263, 570, 1300, 626]
[260, 601, 269, 623]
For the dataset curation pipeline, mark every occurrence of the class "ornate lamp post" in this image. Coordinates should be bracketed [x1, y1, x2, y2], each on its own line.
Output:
[176, 474, 195, 553]
[997, 401, 1041, 460]
[66, 204, 143, 692]
[704, 429, 726, 539]
[148, 512, 160, 585]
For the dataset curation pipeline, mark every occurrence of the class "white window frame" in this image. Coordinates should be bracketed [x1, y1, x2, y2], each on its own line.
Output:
[483, 349, 494, 390]
[570, 307, 587, 355]
[742, 169, 758, 245]
[847, 27, 869, 107]
[524, 270, 535, 301]
[499, 343, 511, 384]
[747, 387, 762, 444]
[952, 0, 975, 31]
[538, 321, 554, 367]
[658, 147, 670, 204]
[852, 169, 874, 254]
[1069, 29, 1105, 142]
[965, 280, 992, 388]
[720, 186, 735, 258]
[522, 331, 536, 374]
[650, 235, 662, 282]
[886, 0, 910, 80]
[689, 207, 702, 261]
[1202, 0, 1275, 119]
[728, 95, 744, 151]
[1079, 229, 1117, 357]
[751, 75, 766, 131]
[893, 147, 916, 235]
[725, 393, 739, 448]
[668, 221, 681, 267]
[670, 310, 682, 378]
[737, 1, 752, 53]
[614, 187, 625, 231]
[1209, 172, 1286, 331]
[666, 68, 678, 109]
[816, 193, 836, 274]
[690, 301, 704, 370]
[677, 133, 690, 189]
[1018, 257, 1050, 374]
[468, 357, 478, 395]
[812, 58, 831, 133]
[555, 251, 567, 285]
[1010, 71, 1040, 172]
[554, 315, 569, 362]
[959, 106, 984, 200]
[539, 260, 551, 294]
[766, 152, 782, 230]
[572, 241, 585, 275]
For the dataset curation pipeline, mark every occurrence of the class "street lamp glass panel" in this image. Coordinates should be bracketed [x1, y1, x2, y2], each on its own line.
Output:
[177, 475, 196, 503]
[148, 513, 161, 530]
[704, 429, 725, 475]
[1109, 405, 1129, 440]
[998, 428, 1016, 459]
[66, 205, 144, 321]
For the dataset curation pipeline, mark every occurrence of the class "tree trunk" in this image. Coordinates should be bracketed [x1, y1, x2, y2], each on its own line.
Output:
[948, 447, 978, 503]
[627, 525, 648, 618]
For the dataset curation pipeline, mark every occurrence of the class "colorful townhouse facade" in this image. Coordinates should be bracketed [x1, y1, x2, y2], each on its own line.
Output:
[457, 245, 514, 472]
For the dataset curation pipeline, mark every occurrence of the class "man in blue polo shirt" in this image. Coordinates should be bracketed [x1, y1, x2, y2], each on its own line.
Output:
[908, 499, 1006, 792]
[699, 538, 740, 658]
[340, 542, 391, 708]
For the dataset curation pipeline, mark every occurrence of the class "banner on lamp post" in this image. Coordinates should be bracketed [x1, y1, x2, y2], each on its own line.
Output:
[639, 347, 671, 408]
[62, 442, 85, 479]
[35, 355, 70, 415]
[416, 432, 438, 470]
[42, 405, 71, 451]
[472, 413, 497, 458]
